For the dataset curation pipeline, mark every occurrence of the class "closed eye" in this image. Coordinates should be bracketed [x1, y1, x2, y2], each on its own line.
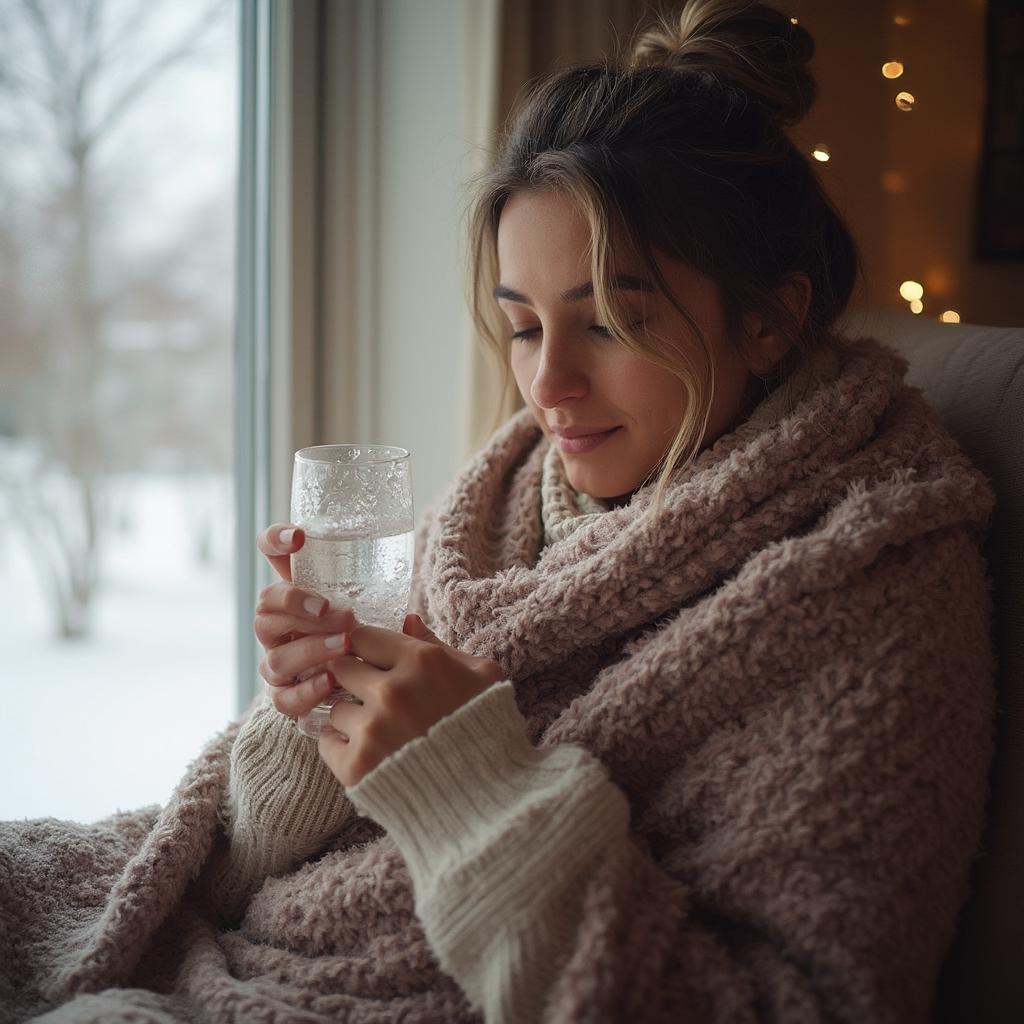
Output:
[510, 321, 644, 342]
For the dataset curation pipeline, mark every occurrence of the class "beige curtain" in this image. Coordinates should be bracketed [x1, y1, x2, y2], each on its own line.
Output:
[458, 0, 658, 460]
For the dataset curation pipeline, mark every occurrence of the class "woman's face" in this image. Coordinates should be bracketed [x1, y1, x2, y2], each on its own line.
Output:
[494, 189, 762, 504]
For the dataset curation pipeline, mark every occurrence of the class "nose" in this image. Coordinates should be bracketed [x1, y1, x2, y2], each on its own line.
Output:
[529, 335, 589, 410]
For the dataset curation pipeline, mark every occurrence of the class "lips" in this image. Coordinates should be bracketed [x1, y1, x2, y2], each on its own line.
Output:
[551, 426, 621, 454]
[549, 425, 619, 439]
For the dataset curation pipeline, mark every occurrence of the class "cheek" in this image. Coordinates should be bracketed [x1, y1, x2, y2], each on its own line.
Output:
[510, 351, 536, 399]
[617, 364, 685, 422]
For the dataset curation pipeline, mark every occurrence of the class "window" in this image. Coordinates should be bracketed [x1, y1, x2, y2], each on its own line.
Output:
[0, 0, 241, 822]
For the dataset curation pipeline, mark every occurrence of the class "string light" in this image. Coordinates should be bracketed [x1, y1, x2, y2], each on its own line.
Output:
[811, 144, 830, 162]
[790, 17, 798, 25]
[881, 18, 960, 320]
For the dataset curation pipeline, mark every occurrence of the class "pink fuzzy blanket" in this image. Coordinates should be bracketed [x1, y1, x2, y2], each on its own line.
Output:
[1, 334, 998, 1023]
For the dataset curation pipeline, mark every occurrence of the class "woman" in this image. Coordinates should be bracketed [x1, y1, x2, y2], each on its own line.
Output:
[2, 2, 997, 1021]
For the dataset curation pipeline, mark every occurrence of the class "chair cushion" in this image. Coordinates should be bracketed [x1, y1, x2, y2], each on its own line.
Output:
[838, 306, 1024, 1024]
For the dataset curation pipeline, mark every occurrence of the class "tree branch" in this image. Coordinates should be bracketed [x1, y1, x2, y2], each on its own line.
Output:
[91, 0, 151, 77]
[86, 0, 230, 148]
[72, 0, 104, 123]
[21, 0, 73, 149]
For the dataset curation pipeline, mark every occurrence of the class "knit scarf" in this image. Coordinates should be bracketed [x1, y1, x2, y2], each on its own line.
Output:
[539, 343, 842, 546]
[414, 334, 963, 733]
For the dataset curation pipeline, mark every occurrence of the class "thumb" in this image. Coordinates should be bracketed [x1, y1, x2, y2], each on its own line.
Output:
[403, 612, 443, 645]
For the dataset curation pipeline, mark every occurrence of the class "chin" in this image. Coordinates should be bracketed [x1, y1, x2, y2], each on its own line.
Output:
[565, 465, 635, 502]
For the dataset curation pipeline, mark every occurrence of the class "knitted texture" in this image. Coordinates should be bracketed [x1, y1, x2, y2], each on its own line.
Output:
[540, 444, 610, 546]
[343, 677, 634, 1024]
[201, 693, 357, 924]
[0, 333, 998, 1023]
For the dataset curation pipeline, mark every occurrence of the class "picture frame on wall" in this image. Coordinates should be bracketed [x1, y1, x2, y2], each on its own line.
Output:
[976, 0, 1024, 260]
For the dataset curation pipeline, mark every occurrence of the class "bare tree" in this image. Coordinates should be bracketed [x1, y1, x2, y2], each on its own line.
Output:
[0, 0, 232, 638]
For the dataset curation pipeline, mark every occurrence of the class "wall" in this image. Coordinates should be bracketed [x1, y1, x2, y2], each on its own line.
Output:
[779, 0, 1018, 326]
[321, 0, 470, 517]
[375, 0, 468, 511]
[496, 0, 1022, 328]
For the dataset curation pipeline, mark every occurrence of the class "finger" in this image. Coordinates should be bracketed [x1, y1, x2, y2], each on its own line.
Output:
[263, 630, 355, 684]
[402, 613, 443, 645]
[256, 523, 305, 583]
[320, 691, 399, 784]
[345, 621, 423, 670]
[254, 609, 355, 650]
[254, 613, 302, 650]
[317, 723, 354, 784]
[255, 581, 359, 627]
[259, 655, 309, 689]
[267, 670, 338, 719]
[254, 580, 328, 619]
[260, 651, 323, 692]
[325, 688, 371, 734]
[315, 650, 379, 703]
[321, 690, 377, 746]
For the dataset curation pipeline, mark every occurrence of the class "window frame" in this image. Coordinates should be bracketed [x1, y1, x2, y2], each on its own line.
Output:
[235, 0, 271, 715]
[235, 0, 322, 715]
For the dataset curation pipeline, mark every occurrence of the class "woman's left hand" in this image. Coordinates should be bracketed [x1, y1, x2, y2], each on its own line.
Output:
[317, 614, 505, 788]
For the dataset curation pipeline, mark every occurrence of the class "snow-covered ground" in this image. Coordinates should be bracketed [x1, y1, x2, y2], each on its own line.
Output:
[0, 474, 238, 824]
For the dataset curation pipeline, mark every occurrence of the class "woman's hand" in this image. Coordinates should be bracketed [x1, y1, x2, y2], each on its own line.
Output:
[254, 523, 357, 721]
[253, 522, 506, 783]
[315, 614, 506, 787]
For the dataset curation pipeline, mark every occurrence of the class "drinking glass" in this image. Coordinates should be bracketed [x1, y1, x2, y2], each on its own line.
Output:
[288, 444, 414, 739]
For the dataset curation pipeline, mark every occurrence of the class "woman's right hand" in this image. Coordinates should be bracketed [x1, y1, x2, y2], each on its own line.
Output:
[254, 523, 356, 721]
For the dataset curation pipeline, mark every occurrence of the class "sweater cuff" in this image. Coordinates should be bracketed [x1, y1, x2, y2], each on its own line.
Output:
[346, 679, 633, 1023]
[345, 680, 617, 874]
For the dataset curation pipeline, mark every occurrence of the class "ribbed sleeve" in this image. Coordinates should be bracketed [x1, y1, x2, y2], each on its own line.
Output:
[345, 681, 631, 1024]
[203, 693, 355, 924]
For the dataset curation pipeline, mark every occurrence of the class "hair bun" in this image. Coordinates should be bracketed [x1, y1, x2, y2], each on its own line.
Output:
[628, 0, 816, 128]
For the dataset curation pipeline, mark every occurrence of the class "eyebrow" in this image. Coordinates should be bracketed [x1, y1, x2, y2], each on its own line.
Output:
[492, 273, 655, 305]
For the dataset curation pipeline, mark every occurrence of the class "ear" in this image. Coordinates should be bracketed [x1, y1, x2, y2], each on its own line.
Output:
[740, 273, 812, 374]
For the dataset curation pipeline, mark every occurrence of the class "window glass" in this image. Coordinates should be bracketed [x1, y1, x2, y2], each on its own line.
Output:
[0, 0, 239, 822]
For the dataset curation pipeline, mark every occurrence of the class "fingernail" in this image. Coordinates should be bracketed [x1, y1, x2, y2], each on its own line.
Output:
[280, 527, 296, 546]
[324, 633, 347, 650]
[304, 596, 326, 616]
[314, 673, 334, 695]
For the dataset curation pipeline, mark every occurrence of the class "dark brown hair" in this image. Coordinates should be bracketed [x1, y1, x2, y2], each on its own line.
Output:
[463, 0, 864, 516]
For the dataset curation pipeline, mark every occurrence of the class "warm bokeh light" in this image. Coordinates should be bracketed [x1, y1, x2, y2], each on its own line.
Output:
[940, 310, 962, 323]
[790, 17, 798, 25]
[811, 144, 831, 162]
[910, 299, 924, 314]
[894, 15, 912, 27]
[925, 266, 953, 295]
[882, 62, 904, 79]
[895, 91, 915, 112]
[881, 170, 909, 193]
[899, 280, 924, 302]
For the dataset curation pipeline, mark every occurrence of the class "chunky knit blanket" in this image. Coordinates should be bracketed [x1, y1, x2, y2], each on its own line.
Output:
[0, 334, 998, 1023]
